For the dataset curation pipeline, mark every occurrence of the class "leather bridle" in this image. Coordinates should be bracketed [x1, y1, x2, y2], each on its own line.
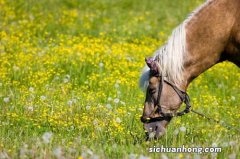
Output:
[141, 73, 191, 123]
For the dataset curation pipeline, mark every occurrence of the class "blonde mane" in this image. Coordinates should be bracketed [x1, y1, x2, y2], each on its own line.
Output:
[140, 0, 214, 91]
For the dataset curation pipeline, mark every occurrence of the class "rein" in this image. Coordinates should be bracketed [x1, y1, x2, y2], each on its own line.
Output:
[191, 109, 240, 132]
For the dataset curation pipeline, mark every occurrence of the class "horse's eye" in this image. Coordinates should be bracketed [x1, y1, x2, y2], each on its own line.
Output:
[149, 88, 156, 94]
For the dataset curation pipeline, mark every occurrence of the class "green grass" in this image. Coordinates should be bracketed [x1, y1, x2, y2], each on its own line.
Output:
[0, 0, 239, 158]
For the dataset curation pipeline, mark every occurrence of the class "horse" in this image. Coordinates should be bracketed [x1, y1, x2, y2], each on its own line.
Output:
[140, 0, 240, 139]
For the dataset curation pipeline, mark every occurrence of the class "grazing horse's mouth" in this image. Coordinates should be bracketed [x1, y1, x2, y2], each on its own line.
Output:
[143, 121, 168, 140]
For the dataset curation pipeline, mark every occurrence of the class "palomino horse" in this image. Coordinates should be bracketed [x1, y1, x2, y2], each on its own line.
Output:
[140, 0, 240, 139]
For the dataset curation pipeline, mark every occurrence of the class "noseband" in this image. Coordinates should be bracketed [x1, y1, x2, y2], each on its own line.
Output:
[141, 73, 191, 123]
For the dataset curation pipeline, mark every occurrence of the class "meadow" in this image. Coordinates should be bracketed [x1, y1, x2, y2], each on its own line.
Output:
[0, 0, 239, 158]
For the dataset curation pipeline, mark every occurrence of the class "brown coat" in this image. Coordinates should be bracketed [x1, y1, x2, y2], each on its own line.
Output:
[184, 0, 240, 87]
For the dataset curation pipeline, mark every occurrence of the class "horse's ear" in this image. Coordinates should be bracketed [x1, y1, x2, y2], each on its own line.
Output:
[145, 57, 154, 68]
[145, 57, 159, 74]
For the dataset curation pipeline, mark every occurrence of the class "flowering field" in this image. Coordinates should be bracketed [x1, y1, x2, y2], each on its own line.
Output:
[0, 0, 239, 158]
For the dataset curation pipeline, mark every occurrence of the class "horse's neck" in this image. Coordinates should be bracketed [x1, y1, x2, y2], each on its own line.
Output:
[181, 0, 239, 89]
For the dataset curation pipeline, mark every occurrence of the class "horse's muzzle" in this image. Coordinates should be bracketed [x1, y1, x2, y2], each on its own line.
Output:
[144, 121, 166, 140]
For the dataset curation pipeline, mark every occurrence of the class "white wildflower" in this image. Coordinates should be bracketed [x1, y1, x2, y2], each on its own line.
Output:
[116, 117, 121, 123]
[229, 141, 236, 146]
[96, 127, 102, 131]
[114, 83, 119, 88]
[173, 129, 179, 135]
[212, 142, 217, 147]
[63, 75, 70, 83]
[28, 106, 34, 112]
[222, 142, 229, 147]
[193, 154, 201, 159]
[229, 153, 236, 159]
[86, 149, 93, 156]
[86, 105, 91, 110]
[99, 62, 104, 67]
[63, 78, 69, 83]
[42, 132, 53, 144]
[40, 95, 46, 101]
[29, 87, 34, 92]
[114, 98, 120, 104]
[231, 96, 236, 101]
[129, 153, 136, 159]
[161, 154, 169, 159]
[53, 147, 63, 159]
[179, 126, 186, 132]
[20, 144, 28, 158]
[68, 100, 73, 106]
[13, 65, 20, 71]
[54, 76, 60, 81]
[139, 154, 150, 159]
[65, 74, 70, 79]
[81, 152, 87, 158]
[72, 98, 77, 103]
[3, 97, 10, 103]
[92, 155, 99, 159]
[93, 119, 98, 125]
[106, 104, 112, 109]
